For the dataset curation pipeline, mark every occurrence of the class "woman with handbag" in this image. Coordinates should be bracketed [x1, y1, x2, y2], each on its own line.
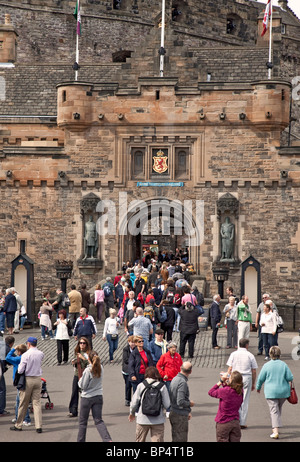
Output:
[256, 346, 294, 439]
[102, 308, 120, 363]
[68, 337, 91, 417]
[53, 309, 70, 365]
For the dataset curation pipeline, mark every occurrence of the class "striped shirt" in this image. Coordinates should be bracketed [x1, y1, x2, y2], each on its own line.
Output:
[18, 347, 44, 377]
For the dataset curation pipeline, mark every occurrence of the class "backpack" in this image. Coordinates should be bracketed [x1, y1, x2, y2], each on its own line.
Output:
[62, 295, 70, 308]
[103, 285, 112, 297]
[144, 306, 154, 322]
[140, 380, 165, 416]
[174, 293, 181, 305]
[166, 290, 174, 304]
[160, 306, 167, 323]
[137, 292, 145, 305]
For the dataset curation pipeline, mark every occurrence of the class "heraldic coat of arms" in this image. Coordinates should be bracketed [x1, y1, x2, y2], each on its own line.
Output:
[152, 149, 168, 174]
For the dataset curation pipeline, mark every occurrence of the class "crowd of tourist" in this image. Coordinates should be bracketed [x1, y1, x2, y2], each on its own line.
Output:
[0, 248, 295, 442]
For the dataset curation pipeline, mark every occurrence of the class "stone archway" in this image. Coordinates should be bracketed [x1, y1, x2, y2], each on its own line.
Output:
[118, 196, 202, 271]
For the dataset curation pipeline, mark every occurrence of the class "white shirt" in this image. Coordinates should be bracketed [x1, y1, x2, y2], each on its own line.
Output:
[55, 318, 69, 340]
[127, 299, 135, 311]
[226, 348, 258, 376]
[260, 311, 277, 334]
[103, 317, 120, 337]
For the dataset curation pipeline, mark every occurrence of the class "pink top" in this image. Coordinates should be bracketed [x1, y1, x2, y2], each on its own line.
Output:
[94, 289, 104, 303]
[208, 384, 243, 423]
[181, 294, 197, 306]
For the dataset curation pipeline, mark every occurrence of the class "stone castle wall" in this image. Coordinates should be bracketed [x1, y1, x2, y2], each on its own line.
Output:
[0, 0, 300, 312]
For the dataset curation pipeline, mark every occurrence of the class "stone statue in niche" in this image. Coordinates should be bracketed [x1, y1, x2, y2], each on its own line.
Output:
[220, 217, 235, 261]
[83, 215, 98, 260]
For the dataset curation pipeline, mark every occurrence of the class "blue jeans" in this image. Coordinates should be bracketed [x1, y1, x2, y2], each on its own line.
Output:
[262, 332, 274, 357]
[0, 311, 5, 332]
[41, 325, 54, 339]
[20, 315, 27, 329]
[258, 325, 264, 353]
[106, 334, 118, 361]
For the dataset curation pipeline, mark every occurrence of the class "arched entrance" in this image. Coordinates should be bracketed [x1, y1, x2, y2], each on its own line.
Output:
[118, 197, 202, 271]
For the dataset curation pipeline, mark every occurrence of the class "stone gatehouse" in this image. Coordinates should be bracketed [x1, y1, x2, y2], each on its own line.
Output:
[0, 0, 300, 323]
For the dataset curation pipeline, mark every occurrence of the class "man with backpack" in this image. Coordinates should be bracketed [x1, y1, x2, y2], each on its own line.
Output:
[102, 277, 115, 319]
[128, 366, 170, 442]
[51, 288, 67, 320]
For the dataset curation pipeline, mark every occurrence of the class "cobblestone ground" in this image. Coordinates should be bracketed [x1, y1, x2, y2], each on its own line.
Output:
[11, 324, 229, 369]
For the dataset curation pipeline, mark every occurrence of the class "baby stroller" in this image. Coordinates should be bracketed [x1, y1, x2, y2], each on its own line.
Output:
[41, 377, 53, 409]
[29, 377, 53, 412]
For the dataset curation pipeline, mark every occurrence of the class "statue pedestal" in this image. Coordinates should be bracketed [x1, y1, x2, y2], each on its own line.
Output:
[219, 258, 241, 271]
[77, 258, 103, 275]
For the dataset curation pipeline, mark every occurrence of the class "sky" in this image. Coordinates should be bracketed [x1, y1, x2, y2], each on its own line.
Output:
[259, 0, 300, 19]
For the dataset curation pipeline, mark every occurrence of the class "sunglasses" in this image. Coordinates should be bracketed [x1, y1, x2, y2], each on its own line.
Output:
[79, 342, 87, 345]
[137, 340, 144, 343]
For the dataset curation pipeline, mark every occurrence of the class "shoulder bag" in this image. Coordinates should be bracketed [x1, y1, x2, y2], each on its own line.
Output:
[287, 382, 298, 405]
[191, 295, 204, 316]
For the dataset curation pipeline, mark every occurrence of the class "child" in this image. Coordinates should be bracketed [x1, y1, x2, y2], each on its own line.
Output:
[40, 298, 54, 340]
[6, 344, 31, 426]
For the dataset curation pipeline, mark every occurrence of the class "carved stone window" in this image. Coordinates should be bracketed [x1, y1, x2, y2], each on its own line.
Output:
[175, 147, 189, 179]
[131, 148, 145, 179]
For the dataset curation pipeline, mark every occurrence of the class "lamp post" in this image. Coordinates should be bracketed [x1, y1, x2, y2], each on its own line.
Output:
[212, 264, 229, 299]
[55, 260, 73, 293]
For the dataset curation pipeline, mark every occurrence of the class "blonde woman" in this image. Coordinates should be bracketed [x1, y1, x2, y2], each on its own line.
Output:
[77, 351, 112, 442]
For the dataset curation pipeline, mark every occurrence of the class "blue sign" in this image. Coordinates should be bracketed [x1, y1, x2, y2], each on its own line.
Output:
[137, 182, 184, 187]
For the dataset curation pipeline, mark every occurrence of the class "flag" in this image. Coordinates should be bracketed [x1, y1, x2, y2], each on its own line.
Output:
[73, 0, 81, 35]
[261, 0, 271, 36]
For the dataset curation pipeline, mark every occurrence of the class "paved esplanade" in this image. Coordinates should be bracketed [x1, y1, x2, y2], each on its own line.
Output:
[0, 326, 299, 443]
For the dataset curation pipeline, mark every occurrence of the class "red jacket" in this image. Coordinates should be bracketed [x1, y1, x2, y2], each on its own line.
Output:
[156, 351, 183, 382]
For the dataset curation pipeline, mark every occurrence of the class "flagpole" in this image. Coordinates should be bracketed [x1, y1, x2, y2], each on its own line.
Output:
[159, 0, 165, 77]
[75, 33, 79, 81]
[268, 0, 273, 80]
[73, 0, 80, 81]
